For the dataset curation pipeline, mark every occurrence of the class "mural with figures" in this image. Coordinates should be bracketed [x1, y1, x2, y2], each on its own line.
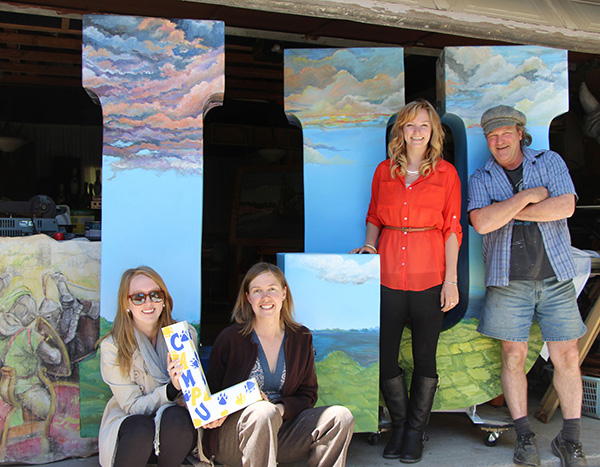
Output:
[79, 15, 224, 438]
[278, 253, 380, 433]
[284, 48, 405, 253]
[0, 236, 100, 463]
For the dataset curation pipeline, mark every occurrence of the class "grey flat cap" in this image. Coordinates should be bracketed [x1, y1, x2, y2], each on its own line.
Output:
[480, 105, 526, 134]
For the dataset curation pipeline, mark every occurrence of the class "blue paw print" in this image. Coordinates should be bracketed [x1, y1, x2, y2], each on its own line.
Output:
[190, 357, 200, 369]
[244, 381, 256, 393]
[182, 389, 191, 402]
[217, 393, 228, 405]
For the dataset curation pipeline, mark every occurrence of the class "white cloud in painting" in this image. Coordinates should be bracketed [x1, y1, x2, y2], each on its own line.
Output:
[284, 48, 405, 121]
[303, 143, 355, 166]
[113, 140, 135, 148]
[298, 255, 379, 284]
[444, 47, 567, 127]
[135, 148, 160, 156]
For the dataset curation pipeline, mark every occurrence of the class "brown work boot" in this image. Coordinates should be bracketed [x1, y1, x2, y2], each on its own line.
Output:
[513, 432, 540, 466]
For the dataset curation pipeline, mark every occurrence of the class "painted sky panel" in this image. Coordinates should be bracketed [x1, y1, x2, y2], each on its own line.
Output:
[439, 45, 568, 302]
[442, 46, 568, 131]
[279, 253, 380, 331]
[82, 15, 224, 174]
[83, 15, 224, 324]
[284, 48, 404, 252]
[278, 252, 380, 432]
[420, 46, 567, 409]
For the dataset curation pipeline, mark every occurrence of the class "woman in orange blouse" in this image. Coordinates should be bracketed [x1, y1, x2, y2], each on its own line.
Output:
[351, 99, 462, 463]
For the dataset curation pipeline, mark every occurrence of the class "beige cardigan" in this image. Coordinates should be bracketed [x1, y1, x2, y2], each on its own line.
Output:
[98, 326, 209, 467]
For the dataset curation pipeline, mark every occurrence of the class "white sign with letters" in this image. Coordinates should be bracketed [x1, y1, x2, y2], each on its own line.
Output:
[162, 321, 262, 428]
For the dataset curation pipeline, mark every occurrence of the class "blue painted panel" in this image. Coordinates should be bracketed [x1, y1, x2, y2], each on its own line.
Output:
[82, 15, 225, 324]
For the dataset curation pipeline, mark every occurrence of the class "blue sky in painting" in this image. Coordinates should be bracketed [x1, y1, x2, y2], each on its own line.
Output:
[303, 125, 386, 252]
[281, 254, 380, 331]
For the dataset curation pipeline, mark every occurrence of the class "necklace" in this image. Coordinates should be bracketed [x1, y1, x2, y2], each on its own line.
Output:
[406, 169, 419, 175]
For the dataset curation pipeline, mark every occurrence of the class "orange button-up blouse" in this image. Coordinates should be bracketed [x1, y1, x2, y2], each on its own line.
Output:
[366, 158, 462, 291]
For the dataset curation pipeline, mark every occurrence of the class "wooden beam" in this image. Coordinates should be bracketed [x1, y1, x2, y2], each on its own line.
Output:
[226, 64, 282, 80]
[0, 73, 81, 87]
[0, 31, 81, 49]
[0, 61, 80, 76]
[0, 48, 81, 64]
[0, 21, 81, 36]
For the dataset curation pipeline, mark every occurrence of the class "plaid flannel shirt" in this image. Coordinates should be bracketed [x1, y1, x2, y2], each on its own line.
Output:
[467, 147, 577, 287]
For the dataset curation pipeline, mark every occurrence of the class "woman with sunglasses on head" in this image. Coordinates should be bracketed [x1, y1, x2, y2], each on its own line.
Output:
[98, 266, 203, 467]
[351, 99, 462, 463]
[202, 262, 354, 467]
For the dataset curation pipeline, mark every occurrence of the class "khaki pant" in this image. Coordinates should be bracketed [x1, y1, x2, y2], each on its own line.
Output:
[215, 401, 354, 467]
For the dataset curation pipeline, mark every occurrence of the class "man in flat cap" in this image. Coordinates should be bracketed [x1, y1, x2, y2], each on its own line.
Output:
[468, 105, 587, 467]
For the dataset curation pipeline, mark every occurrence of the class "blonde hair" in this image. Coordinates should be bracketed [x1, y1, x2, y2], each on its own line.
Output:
[388, 99, 445, 178]
[516, 123, 533, 147]
[232, 262, 300, 336]
[100, 266, 176, 376]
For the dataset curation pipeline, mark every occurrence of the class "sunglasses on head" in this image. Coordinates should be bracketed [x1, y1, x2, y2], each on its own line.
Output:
[128, 290, 165, 306]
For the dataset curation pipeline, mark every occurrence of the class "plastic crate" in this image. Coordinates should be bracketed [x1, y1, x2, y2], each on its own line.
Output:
[582, 375, 600, 419]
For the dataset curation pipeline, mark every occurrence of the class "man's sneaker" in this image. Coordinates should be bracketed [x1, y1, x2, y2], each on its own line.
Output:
[551, 433, 587, 466]
[513, 432, 541, 466]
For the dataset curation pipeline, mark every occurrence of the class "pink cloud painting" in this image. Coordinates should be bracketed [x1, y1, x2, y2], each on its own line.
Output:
[83, 15, 224, 175]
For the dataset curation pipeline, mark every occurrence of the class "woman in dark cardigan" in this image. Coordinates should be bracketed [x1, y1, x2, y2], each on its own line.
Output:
[203, 262, 354, 467]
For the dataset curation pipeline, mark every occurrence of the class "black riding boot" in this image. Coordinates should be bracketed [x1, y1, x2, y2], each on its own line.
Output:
[380, 373, 409, 459]
[400, 375, 438, 464]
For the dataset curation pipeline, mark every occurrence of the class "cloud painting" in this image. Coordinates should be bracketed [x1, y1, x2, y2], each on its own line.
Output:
[296, 254, 379, 285]
[279, 253, 380, 331]
[83, 15, 224, 175]
[442, 46, 568, 128]
[285, 48, 404, 127]
[84, 15, 224, 329]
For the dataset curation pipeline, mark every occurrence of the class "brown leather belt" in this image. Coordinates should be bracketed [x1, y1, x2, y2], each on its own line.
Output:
[384, 226, 437, 233]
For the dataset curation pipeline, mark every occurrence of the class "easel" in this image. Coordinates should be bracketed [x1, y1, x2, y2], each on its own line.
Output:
[535, 256, 600, 422]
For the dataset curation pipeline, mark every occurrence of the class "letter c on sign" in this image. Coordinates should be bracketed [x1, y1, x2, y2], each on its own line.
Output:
[170, 333, 184, 351]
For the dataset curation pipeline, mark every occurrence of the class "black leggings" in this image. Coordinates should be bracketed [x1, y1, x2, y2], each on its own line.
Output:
[379, 285, 444, 381]
[113, 405, 197, 467]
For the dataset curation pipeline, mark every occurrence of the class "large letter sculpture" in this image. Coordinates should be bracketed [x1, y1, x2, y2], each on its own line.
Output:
[80, 14, 224, 436]
[82, 15, 224, 325]
[282, 48, 404, 432]
[414, 45, 569, 409]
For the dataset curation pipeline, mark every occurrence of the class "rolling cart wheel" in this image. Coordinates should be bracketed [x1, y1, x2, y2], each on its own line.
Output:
[368, 432, 382, 445]
[484, 431, 500, 447]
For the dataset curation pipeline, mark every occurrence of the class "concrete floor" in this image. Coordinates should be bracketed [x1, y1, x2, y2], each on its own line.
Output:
[15, 397, 599, 467]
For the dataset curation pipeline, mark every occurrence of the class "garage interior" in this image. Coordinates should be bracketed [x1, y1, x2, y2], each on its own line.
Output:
[1, 1, 600, 345]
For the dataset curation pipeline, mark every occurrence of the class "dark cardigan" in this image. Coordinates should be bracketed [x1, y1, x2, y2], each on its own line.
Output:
[202, 323, 318, 458]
